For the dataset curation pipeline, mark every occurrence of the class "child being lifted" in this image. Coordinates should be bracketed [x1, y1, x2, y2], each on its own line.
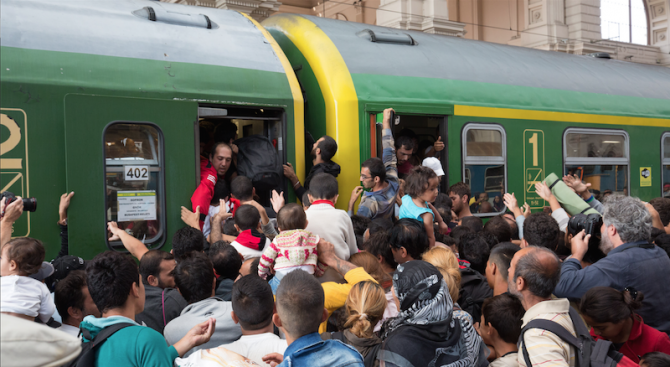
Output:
[258, 203, 327, 294]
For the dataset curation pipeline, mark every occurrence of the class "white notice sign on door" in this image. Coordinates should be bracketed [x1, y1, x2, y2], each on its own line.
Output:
[117, 190, 157, 222]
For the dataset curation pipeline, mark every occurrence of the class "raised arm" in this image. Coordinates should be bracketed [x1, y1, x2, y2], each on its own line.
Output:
[381, 108, 398, 179]
[1, 197, 23, 248]
[108, 221, 149, 260]
[208, 200, 236, 243]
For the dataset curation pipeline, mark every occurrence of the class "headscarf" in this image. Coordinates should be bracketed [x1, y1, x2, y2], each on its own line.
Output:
[379, 261, 472, 367]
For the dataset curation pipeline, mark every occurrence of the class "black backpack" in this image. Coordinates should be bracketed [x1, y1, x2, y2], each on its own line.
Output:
[519, 307, 635, 367]
[234, 135, 282, 192]
[64, 323, 134, 367]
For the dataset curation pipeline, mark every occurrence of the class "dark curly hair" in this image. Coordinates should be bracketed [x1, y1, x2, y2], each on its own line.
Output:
[404, 166, 438, 198]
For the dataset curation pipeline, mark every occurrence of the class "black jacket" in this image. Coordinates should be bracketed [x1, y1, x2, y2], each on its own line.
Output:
[135, 285, 187, 334]
[295, 161, 341, 199]
[458, 267, 493, 323]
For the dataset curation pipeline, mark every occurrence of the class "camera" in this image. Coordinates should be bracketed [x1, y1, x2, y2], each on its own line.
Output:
[567, 213, 605, 263]
[0, 191, 37, 212]
[567, 213, 603, 237]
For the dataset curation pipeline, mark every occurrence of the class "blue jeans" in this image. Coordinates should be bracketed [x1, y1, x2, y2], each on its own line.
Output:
[269, 272, 285, 295]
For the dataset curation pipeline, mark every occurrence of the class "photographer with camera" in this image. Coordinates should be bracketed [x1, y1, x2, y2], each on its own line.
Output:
[554, 195, 670, 335]
[0, 191, 36, 247]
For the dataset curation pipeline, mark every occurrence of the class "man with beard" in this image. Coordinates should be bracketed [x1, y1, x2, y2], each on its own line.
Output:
[283, 136, 340, 201]
[448, 182, 473, 220]
[554, 194, 670, 334]
[348, 108, 399, 220]
[508, 246, 577, 367]
[191, 141, 237, 229]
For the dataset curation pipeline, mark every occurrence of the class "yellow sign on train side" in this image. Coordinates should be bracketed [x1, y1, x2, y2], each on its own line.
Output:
[640, 167, 651, 187]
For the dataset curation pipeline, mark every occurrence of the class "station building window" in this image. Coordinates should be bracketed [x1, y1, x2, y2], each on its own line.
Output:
[563, 128, 629, 196]
[462, 124, 507, 215]
[663, 133, 670, 198]
[104, 123, 165, 249]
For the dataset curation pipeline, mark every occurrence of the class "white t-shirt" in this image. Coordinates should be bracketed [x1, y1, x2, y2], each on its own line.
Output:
[490, 352, 519, 367]
[0, 275, 55, 323]
[57, 323, 81, 338]
[219, 333, 287, 367]
[232, 239, 270, 261]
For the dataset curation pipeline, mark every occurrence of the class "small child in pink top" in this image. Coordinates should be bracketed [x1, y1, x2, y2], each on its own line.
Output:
[258, 204, 327, 293]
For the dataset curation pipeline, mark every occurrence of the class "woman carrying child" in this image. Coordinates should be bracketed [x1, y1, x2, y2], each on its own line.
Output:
[398, 166, 449, 247]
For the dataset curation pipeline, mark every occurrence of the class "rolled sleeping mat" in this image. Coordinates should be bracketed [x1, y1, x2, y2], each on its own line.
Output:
[543, 173, 600, 216]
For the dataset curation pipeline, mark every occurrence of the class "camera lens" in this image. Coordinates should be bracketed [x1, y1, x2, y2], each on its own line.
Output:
[22, 197, 37, 212]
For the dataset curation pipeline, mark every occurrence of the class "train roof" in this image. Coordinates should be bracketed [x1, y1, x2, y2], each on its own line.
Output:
[264, 14, 670, 120]
[1, 0, 285, 74]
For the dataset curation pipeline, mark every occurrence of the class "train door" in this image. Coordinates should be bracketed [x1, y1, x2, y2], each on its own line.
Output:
[371, 112, 449, 192]
[197, 106, 286, 208]
[64, 95, 198, 258]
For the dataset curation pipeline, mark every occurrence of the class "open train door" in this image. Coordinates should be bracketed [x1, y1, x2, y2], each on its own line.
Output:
[371, 112, 449, 193]
[64, 95, 198, 258]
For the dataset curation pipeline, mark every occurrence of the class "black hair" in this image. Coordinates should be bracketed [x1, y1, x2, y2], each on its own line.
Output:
[460, 216, 483, 233]
[368, 218, 393, 237]
[649, 197, 670, 226]
[397, 128, 417, 140]
[234, 205, 261, 231]
[211, 179, 230, 205]
[450, 225, 473, 247]
[390, 218, 429, 260]
[361, 157, 386, 182]
[249, 257, 261, 277]
[309, 173, 339, 200]
[213, 121, 238, 144]
[579, 286, 643, 324]
[513, 247, 561, 299]
[277, 203, 307, 231]
[209, 241, 242, 280]
[172, 227, 205, 261]
[482, 293, 525, 344]
[653, 234, 670, 259]
[54, 270, 87, 323]
[483, 216, 513, 244]
[302, 191, 311, 208]
[448, 182, 471, 203]
[395, 135, 415, 151]
[223, 218, 239, 236]
[361, 231, 397, 269]
[139, 250, 174, 285]
[433, 193, 453, 210]
[276, 270, 325, 337]
[481, 231, 499, 250]
[433, 223, 446, 244]
[489, 242, 520, 281]
[351, 215, 371, 237]
[317, 136, 338, 162]
[232, 275, 274, 330]
[640, 352, 670, 367]
[458, 233, 490, 274]
[231, 176, 254, 201]
[86, 251, 140, 313]
[523, 213, 560, 251]
[172, 252, 215, 304]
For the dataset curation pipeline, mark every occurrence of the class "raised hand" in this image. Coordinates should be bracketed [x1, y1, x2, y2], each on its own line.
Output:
[181, 206, 200, 229]
[270, 190, 285, 214]
[433, 136, 445, 152]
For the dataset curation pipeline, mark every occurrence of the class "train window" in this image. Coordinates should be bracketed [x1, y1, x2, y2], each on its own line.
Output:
[104, 123, 165, 248]
[663, 133, 670, 198]
[563, 128, 629, 196]
[462, 124, 507, 215]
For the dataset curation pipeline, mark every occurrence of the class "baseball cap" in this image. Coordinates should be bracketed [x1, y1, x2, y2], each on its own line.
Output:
[422, 157, 444, 177]
[45, 255, 86, 292]
[28, 262, 55, 282]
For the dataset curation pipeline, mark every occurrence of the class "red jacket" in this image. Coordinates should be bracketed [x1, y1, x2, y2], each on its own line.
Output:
[591, 316, 670, 363]
[191, 156, 217, 229]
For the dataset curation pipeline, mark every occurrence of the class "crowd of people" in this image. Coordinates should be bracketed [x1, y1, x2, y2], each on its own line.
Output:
[2, 108, 670, 367]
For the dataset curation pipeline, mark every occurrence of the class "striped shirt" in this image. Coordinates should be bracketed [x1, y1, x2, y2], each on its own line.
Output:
[518, 298, 576, 367]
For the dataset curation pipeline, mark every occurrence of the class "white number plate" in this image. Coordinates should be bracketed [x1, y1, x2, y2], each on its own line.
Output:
[124, 165, 150, 181]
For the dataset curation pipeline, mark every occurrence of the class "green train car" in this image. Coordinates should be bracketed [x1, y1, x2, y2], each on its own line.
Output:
[263, 14, 670, 214]
[1, 0, 305, 259]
